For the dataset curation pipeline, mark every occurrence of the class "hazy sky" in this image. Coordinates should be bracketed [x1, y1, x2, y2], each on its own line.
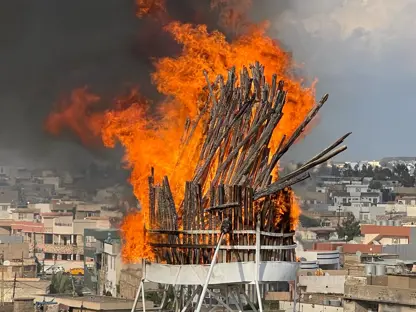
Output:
[0, 0, 414, 168]
[267, 0, 416, 162]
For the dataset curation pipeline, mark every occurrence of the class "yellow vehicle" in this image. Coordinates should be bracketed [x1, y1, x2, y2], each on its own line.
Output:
[69, 268, 84, 276]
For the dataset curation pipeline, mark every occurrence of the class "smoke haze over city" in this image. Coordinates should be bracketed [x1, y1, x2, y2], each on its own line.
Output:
[0, 0, 415, 169]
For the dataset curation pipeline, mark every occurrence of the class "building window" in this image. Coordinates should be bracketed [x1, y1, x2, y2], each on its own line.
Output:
[18, 213, 24, 220]
[44, 253, 53, 260]
[44, 234, 53, 244]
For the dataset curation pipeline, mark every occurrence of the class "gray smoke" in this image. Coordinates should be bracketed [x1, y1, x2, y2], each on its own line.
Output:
[262, 0, 416, 162]
[0, 0, 221, 170]
[3, 0, 405, 171]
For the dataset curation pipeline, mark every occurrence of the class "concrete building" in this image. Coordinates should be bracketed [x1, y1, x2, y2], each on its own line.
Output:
[0, 241, 37, 279]
[361, 224, 416, 245]
[84, 229, 120, 295]
[0, 189, 18, 219]
[34, 295, 153, 312]
[100, 235, 122, 296]
[266, 270, 345, 312]
[329, 204, 385, 222]
[11, 208, 40, 222]
[10, 215, 111, 271]
[296, 250, 340, 270]
[344, 273, 416, 312]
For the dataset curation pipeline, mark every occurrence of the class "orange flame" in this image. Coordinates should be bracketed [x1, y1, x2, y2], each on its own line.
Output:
[45, 88, 103, 146]
[45, 2, 314, 263]
[135, 0, 166, 18]
[120, 211, 154, 262]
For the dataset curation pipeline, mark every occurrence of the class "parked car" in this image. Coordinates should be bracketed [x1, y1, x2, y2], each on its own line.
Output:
[69, 268, 84, 276]
[44, 266, 65, 275]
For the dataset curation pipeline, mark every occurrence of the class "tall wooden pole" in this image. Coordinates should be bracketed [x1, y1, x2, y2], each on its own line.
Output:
[1, 251, 4, 306]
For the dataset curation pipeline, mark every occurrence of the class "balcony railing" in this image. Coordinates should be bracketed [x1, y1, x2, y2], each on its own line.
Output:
[43, 244, 84, 255]
[54, 222, 72, 227]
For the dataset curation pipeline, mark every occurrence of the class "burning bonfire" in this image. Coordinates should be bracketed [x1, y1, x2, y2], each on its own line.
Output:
[127, 62, 350, 265]
[45, 0, 350, 265]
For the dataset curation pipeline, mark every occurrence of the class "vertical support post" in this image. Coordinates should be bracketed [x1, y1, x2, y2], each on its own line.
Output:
[255, 216, 263, 312]
[130, 280, 143, 312]
[141, 280, 146, 312]
[195, 232, 224, 312]
[292, 279, 297, 312]
[1, 251, 4, 307]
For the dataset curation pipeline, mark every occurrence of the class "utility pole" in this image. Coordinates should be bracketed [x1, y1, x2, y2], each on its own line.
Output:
[12, 273, 16, 299]
[1, 251, 4, 306]
[70, 272, 76, 297]
[21, 251, 24, 278]
[337, 205, 342, 226]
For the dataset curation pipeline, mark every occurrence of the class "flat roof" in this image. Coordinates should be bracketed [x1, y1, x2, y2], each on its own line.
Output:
[35, 295, 153, 310]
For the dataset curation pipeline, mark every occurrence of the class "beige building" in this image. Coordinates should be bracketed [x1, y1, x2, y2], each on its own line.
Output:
[0, 279, 49, 303]
[33, 295, 153, 312]
[11, 213, 111, 271]
[345, 273, 416, 312]
[11, 208, 40, 222]
[266, 269, 345, 312]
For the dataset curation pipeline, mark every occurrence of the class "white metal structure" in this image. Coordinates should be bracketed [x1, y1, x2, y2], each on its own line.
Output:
[131, 222, 299, 312]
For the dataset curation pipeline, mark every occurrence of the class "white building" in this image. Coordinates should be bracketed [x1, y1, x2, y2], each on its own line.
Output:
[296, 250, 340, 270]
[328, 204, 385, 222]
[102, 238, 122, 296]
[345, 184, 369, 194]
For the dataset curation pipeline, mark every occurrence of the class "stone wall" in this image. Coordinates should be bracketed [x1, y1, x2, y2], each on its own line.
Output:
[1, 280, 50, 302]
[345, 284, 416, 306]
[279, 301, 343, 312]
[298, 275, 345, 294]
[119, 268, 142, 300]
[13, 298, 34, 312]
[0, 303, 14, 312]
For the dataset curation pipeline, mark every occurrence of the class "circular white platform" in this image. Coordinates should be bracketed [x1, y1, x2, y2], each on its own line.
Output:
[143, 261, 299, 285]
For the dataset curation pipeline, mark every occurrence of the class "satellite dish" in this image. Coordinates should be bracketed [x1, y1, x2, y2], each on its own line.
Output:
[3, 261, 10, 266]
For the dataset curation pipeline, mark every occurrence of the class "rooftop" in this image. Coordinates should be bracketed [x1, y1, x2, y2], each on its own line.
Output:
[34, 295, 153, 311]
[12, 208, 39, 213]
[361, 224, 414, 237]
[41, 212, 73, 217]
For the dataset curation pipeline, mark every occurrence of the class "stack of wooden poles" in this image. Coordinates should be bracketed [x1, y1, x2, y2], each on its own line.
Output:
[147, 61, 350, 264]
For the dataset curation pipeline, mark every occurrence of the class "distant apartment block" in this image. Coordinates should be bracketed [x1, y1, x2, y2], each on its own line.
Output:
[9, 213, 111, 271]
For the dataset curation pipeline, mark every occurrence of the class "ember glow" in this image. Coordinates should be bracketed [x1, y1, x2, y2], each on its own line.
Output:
[45, 1, 315, 262]
[135, 0, 166, 18]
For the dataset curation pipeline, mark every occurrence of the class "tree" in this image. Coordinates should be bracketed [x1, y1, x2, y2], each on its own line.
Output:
[361, 164, 367, 177]
[373, 167, 393, 180]
[331, 165, 341, 177]
[369, 180, 382, 190]
[343, 164, 354, 177]
[299, 215, 321, 228]
[336, 214, 360, 241]
[367, 164, 374, 177]
[393, 164, 415, 187]
[49, 273, 73, 294]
